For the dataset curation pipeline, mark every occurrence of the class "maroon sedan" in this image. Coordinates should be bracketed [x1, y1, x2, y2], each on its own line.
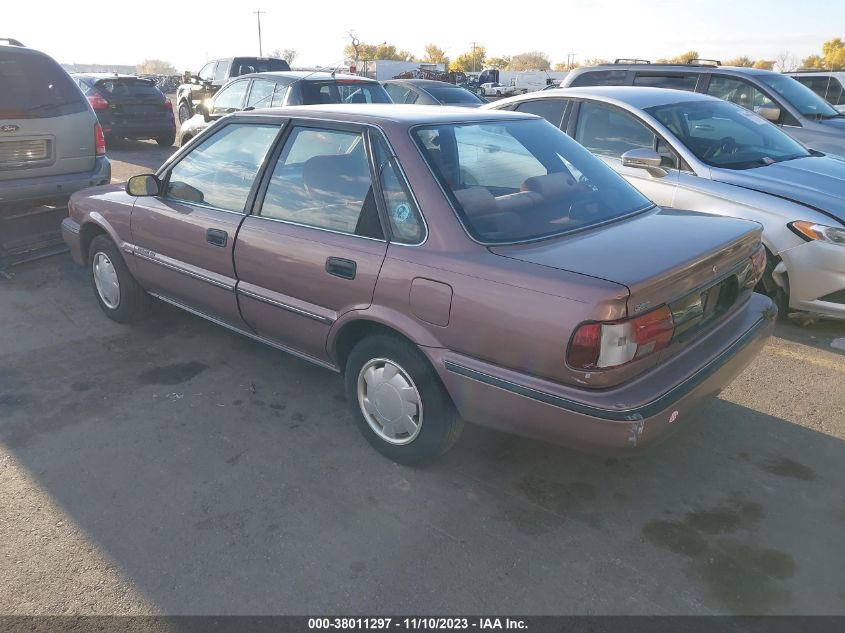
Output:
[62, 105, 775, 464]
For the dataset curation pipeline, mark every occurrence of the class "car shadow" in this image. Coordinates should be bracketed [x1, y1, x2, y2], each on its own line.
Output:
[773, 317, 845, 356]
[2, 266, 844, 615]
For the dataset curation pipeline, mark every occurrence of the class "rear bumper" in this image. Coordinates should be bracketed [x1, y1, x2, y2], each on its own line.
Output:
[432, 293, 776, 452]
[101, 118, 175, 140]
[0, 156, 111, 206]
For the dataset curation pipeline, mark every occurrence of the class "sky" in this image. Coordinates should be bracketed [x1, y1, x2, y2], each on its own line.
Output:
[7, 0, 843, 71]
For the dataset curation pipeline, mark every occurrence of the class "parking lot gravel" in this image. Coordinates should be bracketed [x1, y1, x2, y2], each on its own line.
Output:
[1, 138, 844, 615]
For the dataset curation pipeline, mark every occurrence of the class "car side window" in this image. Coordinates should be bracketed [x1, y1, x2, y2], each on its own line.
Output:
[385, 84, 409, 103]
[633, 73, 698, 91]
[569, 69, 629, 87]
[514, 99, 567, 127]
[166, 124, 279, 212]
[258, 127, 384, 239]
[213, 60, 231, 82]
[246, 79, 276, 109]
[575, 101, 656, 159]
[827, 77, 845, 105]
[707, 76, 776, 112]
[212, 81, 249, 115]
[373, 136, 425, 244]
[198, 62, 216, 82]
[271, 83, 289, 107]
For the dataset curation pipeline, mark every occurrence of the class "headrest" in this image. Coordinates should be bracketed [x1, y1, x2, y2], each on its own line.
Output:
[521, 172, 579, 199]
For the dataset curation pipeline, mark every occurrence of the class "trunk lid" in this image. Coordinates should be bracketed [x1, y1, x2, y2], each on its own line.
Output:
[490, 208, 762, 320]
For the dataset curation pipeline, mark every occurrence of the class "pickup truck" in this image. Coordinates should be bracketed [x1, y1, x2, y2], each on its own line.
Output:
[175, 56, 290, 123]
[480, 82, 515, 97]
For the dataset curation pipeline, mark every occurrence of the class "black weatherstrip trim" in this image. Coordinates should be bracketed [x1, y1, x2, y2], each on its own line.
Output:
[444, 315, 771, 422]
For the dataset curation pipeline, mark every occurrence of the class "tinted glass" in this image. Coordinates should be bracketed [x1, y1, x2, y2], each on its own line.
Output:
[575, 101, 655, 158]
[828, 78, 845, 105]
[0, 51, 85, 118]
[198, 62, 215, 81]
[514, 99, 567, 127]
[246, 79, 276, 109]
[271, 84, 289, 107]
[647, 99, 809, 169]
[633, 73, 698, 91]
[757, 73, 839, 118]
[95, 78, 161, 99]
[707, 76, 777, 113]
[166, 124, 278, 211]
[233, 58, 290, 75]
[425, 86, 485, 104]
[300, 81, 391, 104]
[373, 136, 425, 244]
[212, 81, 248, 114]
[259, 127, 383, 238]
[569, 69, 628, 87]
[412, 118, 652, 244]
[385, 84, 410, 102]
[213, 59, 231, 81]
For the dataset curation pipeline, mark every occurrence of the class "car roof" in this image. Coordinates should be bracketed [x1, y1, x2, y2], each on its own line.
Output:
[384, 79, 464, 88]
[241, 103, 535, 125]
[497, 86, 720, 109]
[572, 63, 780, 78]
[70, 73, 144, 79]
[237, 71, 378, 83]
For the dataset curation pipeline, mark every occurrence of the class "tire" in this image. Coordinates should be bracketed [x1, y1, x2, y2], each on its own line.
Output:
[156, 132, 176, 147]
[88, 235, 151, 323]
[344, 334, 463, 465]
[179, 133, 193, 147]
[178, 101, 192, 124]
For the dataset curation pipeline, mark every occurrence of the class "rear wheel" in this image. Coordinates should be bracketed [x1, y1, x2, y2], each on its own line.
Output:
[88, 235, 150, 323]
[156, 132, 176, 147]
[344, 334, 463, 465]
[178, 101, 192, 124]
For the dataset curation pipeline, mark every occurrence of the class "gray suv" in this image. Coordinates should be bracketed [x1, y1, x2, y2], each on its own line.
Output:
[563, 60, 845, 155]
[0, 39, 110, 208]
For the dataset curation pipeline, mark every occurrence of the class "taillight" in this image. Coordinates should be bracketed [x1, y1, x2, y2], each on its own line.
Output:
[567, 306, 675, 370]
[95, 122, 106, 156]
[87, 92, 108, 110]
[163, 98, 173, 111]
[747, 245, 767, 288]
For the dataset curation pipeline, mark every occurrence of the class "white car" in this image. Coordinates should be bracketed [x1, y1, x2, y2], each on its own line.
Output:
[788, 71, 845, 114]
[486, 87, 845, 320]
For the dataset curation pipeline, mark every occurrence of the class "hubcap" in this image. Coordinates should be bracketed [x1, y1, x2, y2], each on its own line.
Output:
[92, 252, 120, 309]
[357, 358, 423, 445]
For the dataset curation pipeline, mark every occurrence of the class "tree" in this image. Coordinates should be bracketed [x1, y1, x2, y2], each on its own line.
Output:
[485, 56, 512, 69]
[774, 51, 798, 72]
[137, 59, 177, 75]
[752, 59, 775, 70]
[801, 54, 825, 69]
[507, 51, 551, 71]
[821, 37, 845, 69]
[656, 51, 699, 64]
[450, 45, 486, 73]
[343, 41, 414, 62]
[269, 48, 297, 65]
[725, 56, 754, 67]
[423, 44, 448, 65]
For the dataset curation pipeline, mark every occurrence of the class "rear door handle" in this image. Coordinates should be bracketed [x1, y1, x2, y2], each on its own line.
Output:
[325, 257, 356, 280]
[206, 228, 228, 247]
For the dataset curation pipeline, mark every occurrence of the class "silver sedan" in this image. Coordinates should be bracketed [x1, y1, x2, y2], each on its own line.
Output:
[485, 87, 845, 320]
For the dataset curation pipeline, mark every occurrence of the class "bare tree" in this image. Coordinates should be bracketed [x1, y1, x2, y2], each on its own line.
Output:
[774, 51, 798, 72]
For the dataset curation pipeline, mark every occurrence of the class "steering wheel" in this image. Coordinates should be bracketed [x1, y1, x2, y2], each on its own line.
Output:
[704, 136, 738, 160]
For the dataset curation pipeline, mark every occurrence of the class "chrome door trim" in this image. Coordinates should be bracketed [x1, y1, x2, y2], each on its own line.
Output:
[129, 244, 236, 292]
[237, 287, 335, 325]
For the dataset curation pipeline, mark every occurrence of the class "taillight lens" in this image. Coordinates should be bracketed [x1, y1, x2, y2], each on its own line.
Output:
[87, 92, 109, 110]
[568, 306, 674, 370]
[163, 98, 173, 111]
[94, 122, 106, 156]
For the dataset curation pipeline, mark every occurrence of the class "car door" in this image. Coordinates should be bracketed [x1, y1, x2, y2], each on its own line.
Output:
[511, 98, 569, 128]
[233, 122, 390, 365]
[129, 120, 282, 327]
[570, 100, 680, 207]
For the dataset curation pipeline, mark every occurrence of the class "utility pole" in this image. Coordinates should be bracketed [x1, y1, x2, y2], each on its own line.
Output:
[470, 41, 478, 73]
[567, 53, 577, 69]
[254, 10, 266, 57]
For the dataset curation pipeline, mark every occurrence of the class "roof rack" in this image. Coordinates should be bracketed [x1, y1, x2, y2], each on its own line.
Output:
[613, 58, 651, 64]
[791, 68, 835, 73]
[687, 58, 721, 66]
[0, 37, 24, 46]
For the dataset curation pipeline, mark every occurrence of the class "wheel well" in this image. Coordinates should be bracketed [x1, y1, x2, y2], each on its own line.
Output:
[332, 320, 418, 372]
[79, 223, 108, 261]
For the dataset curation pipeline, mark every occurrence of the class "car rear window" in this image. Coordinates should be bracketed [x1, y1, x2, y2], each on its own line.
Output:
[232, 58, 291, 75]
[425, 86, 484, 105]
[300, 81, 391, 104]
[0, 50, 86, 119]
[412, 118, 652, 244]
[95, 78, 162, 98]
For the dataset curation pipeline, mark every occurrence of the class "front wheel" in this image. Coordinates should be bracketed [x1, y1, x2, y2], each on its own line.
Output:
[88, 235, 150, 323]
[156, 132, 176, 147]
[344, 335, 463, 465]
[178, 101, 192, 124]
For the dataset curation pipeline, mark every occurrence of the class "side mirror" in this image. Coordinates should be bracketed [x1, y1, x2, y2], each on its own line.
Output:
[621, 148, 668, 178]
[126, 174, 161, 197]
[194, 102, 211, 122]
[756, 105, 781, 123]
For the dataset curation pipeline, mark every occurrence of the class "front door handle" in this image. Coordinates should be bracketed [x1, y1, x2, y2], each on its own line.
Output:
[325, 257, 356, 280]
[206, 228, 228, 247]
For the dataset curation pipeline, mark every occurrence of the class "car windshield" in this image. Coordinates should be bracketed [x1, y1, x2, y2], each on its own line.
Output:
[646, 99, 810, 170]
[756, 74, 841, 119]
[425, 86, 484, 105]
[301, 81, 391, 104]
[412, 118, 653, 244]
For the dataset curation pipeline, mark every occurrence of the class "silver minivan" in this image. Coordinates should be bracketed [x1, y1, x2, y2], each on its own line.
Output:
[0, 39, 110, 208]
[563, 62, 845, 155]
